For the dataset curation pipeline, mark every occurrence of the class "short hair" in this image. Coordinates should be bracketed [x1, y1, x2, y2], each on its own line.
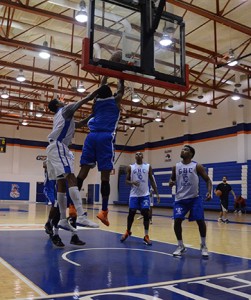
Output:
[48, 99, 59, 113]
[184, 144, 195, 158]
[97, 85, 112, 99]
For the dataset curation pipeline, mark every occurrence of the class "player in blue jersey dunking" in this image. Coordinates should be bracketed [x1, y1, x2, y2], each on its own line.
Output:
[169, 145, 212, 257]
[77, 77, 124, 227]
[46, 87, 106, 241]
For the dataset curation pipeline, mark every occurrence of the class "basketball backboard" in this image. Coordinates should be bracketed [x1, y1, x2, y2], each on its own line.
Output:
[82, 0, 189, 91]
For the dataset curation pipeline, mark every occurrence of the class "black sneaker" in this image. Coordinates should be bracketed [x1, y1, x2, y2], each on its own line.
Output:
[70, 234, 86, 246]
[44, 222, 53, 236]
[51, 234, 65, 248]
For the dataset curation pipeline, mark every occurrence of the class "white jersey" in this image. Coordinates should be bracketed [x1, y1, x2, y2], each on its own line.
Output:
[48, 106, 75, 146]
[130, 163, 150, 197]
[175, 161, 199, 201]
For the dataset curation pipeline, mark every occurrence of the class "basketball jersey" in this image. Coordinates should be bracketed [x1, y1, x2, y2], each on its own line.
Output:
[130, 163, 150, 197]
[175, 161, 199, 201]
[87, 97, 120, 132]
[48, 106, 75, 146]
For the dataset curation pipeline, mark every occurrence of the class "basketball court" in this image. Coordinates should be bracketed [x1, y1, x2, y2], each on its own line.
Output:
[1, 202, 251, 300]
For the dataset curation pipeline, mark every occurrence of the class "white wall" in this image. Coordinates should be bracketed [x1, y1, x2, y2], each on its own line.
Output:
[0, 96, 251, 203]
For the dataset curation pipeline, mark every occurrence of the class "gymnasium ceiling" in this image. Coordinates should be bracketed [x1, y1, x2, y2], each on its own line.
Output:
[0, 0, 250, 133]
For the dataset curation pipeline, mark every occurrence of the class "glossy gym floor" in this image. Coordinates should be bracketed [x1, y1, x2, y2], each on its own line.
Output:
[1, 201, 251, 300]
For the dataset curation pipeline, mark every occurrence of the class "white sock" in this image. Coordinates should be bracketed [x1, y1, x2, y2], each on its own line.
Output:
[57, 192, 67, 219]
[68, 186, 85, 216]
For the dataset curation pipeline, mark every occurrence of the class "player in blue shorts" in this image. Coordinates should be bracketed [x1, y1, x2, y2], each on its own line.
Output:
[120, 152, 160, 245]
[169, 145, 212, 257]
[77, 77, 124, 227]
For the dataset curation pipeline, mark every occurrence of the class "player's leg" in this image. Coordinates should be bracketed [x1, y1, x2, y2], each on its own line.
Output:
[173, 200, 187, 256]
[140, 195, 152, 245]
[96, 170, 110, 226]
[121, 197, 139, 242]
[67, 173, 99, 228]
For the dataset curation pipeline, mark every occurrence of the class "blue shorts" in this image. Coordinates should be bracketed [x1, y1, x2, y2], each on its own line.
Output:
[80, 132, 115, 171]
[129, 195, 150, 210]
[173, 196, 204, 221]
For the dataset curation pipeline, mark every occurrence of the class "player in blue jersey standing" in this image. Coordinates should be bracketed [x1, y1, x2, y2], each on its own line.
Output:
[169, 145, 212, 257]
[77, 77, 124, 227]
[46, 87, 106, 239]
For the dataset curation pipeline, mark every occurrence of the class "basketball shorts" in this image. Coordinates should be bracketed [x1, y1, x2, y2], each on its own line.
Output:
[129, 195, 150, 210]
[173, 196, 204, 221]
[46, 141, 74, 180]
[220, 198, 229, 212]
[80, 132, 115, 171]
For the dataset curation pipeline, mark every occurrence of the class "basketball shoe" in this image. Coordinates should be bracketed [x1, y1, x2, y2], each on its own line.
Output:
[70, 234, 86, 246]
[58, 218, 77, 232]
[120, 230, 132, 242]
[76, 212, 99, 228]
[51, 234, 65, 248]
[201, 244, 209, 257]
[97, 210, 110, 226]
[173, 245, 187, 256]
[143, 235, 152, 246]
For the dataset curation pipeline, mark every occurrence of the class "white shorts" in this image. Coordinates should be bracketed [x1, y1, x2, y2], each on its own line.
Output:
[46, 141, 74, 180]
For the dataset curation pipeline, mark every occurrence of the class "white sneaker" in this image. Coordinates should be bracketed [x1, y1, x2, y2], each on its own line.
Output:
[76, 213, 99, 228]
[58, 219, 77, 232]
[218, 218, 223, 223]
[173, 245, 187, 257]
[201, 244, 209, 257]
[137, 216, 143, 220]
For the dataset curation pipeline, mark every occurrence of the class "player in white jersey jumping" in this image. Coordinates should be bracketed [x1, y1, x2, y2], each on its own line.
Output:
[46, 87, 106, 242]
[77, 77, 124, 227]
[120, 152, 160, 245]
[169, 145, 212, 257]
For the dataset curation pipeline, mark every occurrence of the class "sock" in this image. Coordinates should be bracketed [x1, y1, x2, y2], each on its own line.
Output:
[178, 240, 184, 246]
[201, 237, 206, 246]
[68, 186, 85, 216]
[57, 192, 67, 219]
[102, 198, 109, 211]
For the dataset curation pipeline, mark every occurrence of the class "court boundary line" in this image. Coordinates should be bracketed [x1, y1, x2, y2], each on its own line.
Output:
[18, 269, 251, 300]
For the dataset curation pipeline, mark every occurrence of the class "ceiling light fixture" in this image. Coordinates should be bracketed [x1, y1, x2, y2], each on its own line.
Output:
[22, 120, 28, 126]
[129, 121, 135, 130]
[39, 41, 51, 59]
[189, 106, 196, 113]
[75, 0, 88, 23]
[155, 112, 161, 122]
[16, 69, 26, 82]
[231, 88, 240, 101]
[36, 107, 44, 118]
[159, 24, 173, 47]
[132, 93, 140, 103]
[1, 87, 9, 99]
[77, 81, 86, 93]
[227, 49, 238, 67]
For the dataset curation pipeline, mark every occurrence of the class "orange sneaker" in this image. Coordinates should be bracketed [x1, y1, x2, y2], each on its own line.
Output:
[97, 210, 110, 226]
[143, 235, 152, 246]
[120, 230, 132, 242]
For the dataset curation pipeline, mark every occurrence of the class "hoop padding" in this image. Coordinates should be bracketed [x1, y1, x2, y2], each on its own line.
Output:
[82, 38, 189, 91]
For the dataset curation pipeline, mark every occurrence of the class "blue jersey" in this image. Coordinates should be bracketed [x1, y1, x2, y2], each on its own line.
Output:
[87, 97, 120, 132]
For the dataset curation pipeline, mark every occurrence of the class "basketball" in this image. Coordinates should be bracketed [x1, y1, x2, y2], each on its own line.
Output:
[215, 190, 222, 197]
[110, 50, 122, 63]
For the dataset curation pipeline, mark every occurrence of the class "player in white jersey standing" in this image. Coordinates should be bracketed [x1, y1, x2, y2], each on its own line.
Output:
[77, 77, 124, 227]
[120, 152, 160, 245]
[169, 145, 212, 257]
[46, 87, 105, 244]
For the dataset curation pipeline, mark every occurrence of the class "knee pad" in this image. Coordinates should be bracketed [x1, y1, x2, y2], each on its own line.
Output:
[101, 181, 110, 198]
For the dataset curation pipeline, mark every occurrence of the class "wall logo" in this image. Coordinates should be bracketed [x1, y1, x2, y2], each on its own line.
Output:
[164, 149, 172, 162]
[10, 184, 20, 198]
[36, 155, 47, 161]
